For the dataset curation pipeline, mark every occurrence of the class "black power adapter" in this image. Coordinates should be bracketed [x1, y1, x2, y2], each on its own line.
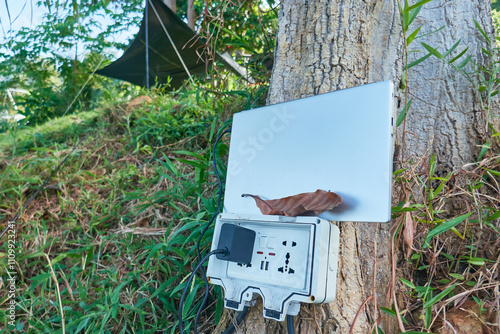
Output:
[216, 224, 256, 265]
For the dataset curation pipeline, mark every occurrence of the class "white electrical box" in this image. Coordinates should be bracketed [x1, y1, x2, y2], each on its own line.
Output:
[207, 81, 394, 322]
[207, 213, 340, 321]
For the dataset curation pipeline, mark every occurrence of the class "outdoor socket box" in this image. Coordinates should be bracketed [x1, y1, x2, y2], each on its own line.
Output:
[207, 213, 340, 322]
[207, 81, 394, 322]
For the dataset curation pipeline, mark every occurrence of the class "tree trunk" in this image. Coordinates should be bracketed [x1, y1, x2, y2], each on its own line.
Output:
[187, 0, 195, 30]
[404, 1, 494, 172]
[235, 0, 494, 333]
[163, 0, 176, 13]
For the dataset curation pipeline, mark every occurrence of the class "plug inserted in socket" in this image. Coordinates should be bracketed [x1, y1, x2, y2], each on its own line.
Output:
[227, 223, 311, 291]
[207, 213, 340, 322]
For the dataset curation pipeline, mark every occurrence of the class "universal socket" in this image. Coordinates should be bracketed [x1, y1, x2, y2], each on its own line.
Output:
[207, 213, 340, 322]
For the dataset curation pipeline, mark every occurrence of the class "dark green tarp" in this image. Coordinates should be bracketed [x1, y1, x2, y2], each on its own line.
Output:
[96, 0, 210, 88]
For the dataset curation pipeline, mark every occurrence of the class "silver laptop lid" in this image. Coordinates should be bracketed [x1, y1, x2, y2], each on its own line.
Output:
[224, 81, 394, 223]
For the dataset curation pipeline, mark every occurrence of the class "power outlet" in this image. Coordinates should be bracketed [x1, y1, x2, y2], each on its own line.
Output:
[226, 224, 311, 290]
[207, 213, 339, 322]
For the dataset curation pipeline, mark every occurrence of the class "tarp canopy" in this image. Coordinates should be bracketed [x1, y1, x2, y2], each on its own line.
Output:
[96, 0, 211, 88]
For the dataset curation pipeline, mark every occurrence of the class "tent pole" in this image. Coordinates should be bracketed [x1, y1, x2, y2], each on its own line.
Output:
[145, 0, 150, 89]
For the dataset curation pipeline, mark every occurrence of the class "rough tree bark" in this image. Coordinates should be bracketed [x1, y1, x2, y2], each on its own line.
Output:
[187, 0, 195, 30]
[233, 0, 494, 333]
[405, 1, 494, 172]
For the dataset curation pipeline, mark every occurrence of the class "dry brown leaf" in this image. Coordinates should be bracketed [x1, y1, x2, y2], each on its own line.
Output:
[242, 189, 342, 217]
[401, 200, 415, 258]
[127, 217, 150, 228]
[126, 95, 153, 114]
[403, 211, 414, 258]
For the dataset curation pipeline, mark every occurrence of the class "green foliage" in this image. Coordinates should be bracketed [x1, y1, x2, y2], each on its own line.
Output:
[390, 6, 500, 331]
[0, 66, 268, 332]
[0, 0, 275, 331]
[0, 0, 277, 127]
[396, 0, 435, 130]
[419, 19, 500, 132]
[0, 0, 144, 126]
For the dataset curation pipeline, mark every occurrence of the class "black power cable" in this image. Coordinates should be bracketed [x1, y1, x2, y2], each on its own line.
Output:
[0, 133, 89, 241]
[221, 306, 250, 334]
[178, 249, 227, 333]
[287, 314, 295, 334]
[178, 127, 234, 334]
[193, 127, 232, 331]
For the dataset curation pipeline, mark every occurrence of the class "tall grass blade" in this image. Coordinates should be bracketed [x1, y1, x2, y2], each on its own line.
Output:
[424, 213, 472, 246]
[423, 284, 457, 308]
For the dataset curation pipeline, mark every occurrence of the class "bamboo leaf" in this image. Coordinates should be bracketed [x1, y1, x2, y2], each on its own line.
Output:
[486, 209, 500, 221]
[408, 5, 423, 26]
[404, 53, 432, 70]
[449, 273, 464, 280]
[449, 46, 469, 64]
[478, 141, 491, 160]
[400, 278, 416, 290]
[406, 26, 422, 46]
[467, 257, 485, 266]
[396, 99, 412, 127]
[485, 168, 500, 176]
[474, 19, 491, 44]
[457, 55, 472, 69]
[482, 48, 493, 56]
[404, 0, 433, 13]
[429, 154, 436, 178]
[450, 227, 464, 240]
[423, 284, 456, 308]
[421, 42, 444, 59]
[424, 213, 472, 246]
[393, 168, 407, 176]
[432, 171, 453, 198]
[402, 0, 410, 31]
[443, 39, 461, 58]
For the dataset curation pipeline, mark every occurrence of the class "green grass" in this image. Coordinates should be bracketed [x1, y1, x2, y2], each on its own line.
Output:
[0, 110, 100, 157]
[0, 85, 265, 333]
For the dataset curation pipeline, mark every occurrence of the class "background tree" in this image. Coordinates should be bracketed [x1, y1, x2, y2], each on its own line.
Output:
[239, 0, 495, 333]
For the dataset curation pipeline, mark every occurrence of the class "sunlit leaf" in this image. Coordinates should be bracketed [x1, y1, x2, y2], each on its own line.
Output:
[424, 213, 472, 247]
[396, 99, 412, 127]
[406, 26, 422, 46]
